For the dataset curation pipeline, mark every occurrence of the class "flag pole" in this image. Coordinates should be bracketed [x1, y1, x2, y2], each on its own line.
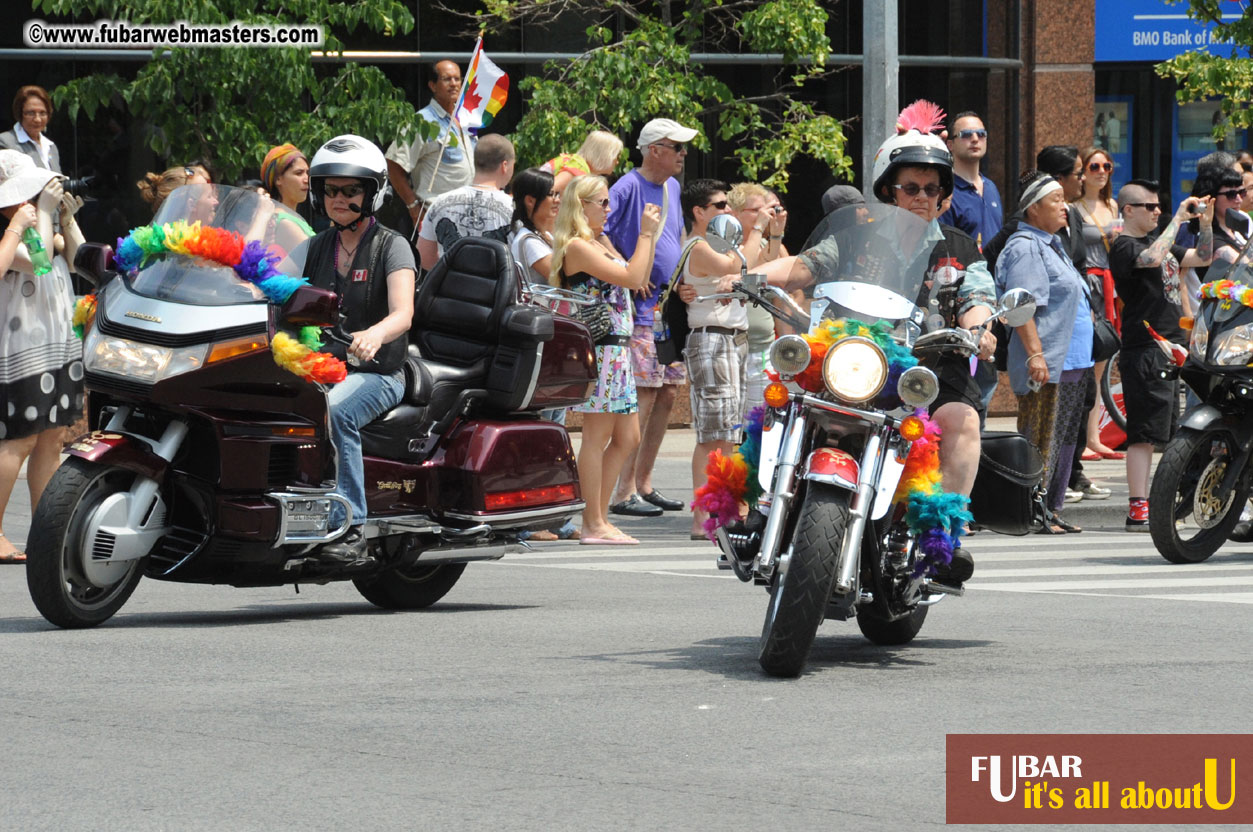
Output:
[426, 36, 482, 195]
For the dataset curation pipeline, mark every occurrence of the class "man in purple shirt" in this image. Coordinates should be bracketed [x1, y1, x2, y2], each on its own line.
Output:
[605, 118, 698, 518]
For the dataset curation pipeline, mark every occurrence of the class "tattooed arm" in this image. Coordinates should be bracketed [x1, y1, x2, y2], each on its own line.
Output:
[1135, 197, 1209, 268]
[1180, 198, 1217, 269]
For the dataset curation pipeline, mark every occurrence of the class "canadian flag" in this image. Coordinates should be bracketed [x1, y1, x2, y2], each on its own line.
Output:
[454, 39, 509, 130]
[1144, 322, 1188, 367]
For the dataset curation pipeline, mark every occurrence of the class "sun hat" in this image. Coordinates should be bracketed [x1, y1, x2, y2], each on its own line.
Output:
[0, 149, 58, 208]
[636, 118, 699, 150]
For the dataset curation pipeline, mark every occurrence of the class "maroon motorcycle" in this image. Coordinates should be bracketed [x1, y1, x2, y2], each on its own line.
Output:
[26, 184, 595, 628]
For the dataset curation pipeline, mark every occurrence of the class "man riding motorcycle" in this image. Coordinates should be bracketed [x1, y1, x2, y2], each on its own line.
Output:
[760, 126, 997, 586]
[304, 135, 417, 564]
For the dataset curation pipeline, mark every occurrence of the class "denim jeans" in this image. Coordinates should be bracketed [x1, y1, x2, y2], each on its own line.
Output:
[328, 371, 405, 527]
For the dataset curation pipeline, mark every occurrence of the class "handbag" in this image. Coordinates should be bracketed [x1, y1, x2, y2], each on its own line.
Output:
[573, 287, 614, 343]
[1091, 314, 1120, 362]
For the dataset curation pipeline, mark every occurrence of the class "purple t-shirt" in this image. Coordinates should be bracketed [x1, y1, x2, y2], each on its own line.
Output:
[604, 170, 683, 325]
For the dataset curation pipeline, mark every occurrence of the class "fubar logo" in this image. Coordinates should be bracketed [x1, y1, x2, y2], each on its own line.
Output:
[947, 734, 1251, 824]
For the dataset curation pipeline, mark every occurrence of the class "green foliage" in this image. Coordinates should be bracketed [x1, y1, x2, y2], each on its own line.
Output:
[487, 0, 849, 191]
[1155, 0, 1253, 138]
[31, 0, 439, 182]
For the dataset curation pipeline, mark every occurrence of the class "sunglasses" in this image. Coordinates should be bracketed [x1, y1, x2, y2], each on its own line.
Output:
[547, 190, 561, 199]
[323, 183, 365, 199]
[1125, 202, 1160, 211]
[582, 197, 611, 209]
[894, 182, 943, 198]
[653, 141, 686, 153]
[957, 128, 987, 140]
[1218, 189, 1248, 200]
[704, 199, 729, 210]
[1088, 161, 1113, 173]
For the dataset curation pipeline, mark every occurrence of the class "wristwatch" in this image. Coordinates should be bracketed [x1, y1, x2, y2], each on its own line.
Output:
[407, 198, 422, 210]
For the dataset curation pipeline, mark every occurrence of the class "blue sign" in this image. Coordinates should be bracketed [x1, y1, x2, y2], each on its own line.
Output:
[1170, 100, 1246, 209]
[1095, 0, 1246, 62]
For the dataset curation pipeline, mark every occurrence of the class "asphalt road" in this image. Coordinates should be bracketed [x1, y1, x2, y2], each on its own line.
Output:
[2, 431, 1251, 830]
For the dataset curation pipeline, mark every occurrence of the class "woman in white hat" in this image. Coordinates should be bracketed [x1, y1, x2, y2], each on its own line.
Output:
[0, 149, 85, 563]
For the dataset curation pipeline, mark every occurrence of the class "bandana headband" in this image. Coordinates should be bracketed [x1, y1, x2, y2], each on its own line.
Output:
[1019, 176, 1062, 211]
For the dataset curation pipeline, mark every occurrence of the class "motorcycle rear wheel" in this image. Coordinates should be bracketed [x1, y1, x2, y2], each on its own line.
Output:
[758, 484, 849, 678]
[26, 458, 145, 628]
[856, 604, 928, 646]
[1149, 427, 1248, 563]
[353, 562, 466, 609]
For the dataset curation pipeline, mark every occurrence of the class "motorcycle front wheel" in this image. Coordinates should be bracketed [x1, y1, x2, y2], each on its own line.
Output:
[758, 484, 849, 678]
[1149, 427, 1249, 563]
[26, 458, 145, 628]
[353, 562, 466, 609]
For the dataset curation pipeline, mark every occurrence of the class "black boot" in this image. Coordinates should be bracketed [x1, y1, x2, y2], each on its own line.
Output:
[315, 525, 372, 566]
[932, 547, 974, 587]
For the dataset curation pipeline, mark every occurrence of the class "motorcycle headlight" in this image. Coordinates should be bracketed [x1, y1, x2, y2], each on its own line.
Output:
[822, 336, 888, 403]
[1190, 313, 1210, 362]
[83, 329, 208, 383]
[769, 334, 811, 377]
[1211, 324, 1253, 366]
[897, 365, 939, 409]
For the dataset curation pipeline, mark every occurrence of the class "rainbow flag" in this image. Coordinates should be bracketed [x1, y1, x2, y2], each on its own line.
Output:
[455, 39, 509, 130]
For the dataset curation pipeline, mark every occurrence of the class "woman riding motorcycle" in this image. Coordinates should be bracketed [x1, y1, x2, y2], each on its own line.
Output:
[759, 123, 997, 586]
[303, 135, 417, 564]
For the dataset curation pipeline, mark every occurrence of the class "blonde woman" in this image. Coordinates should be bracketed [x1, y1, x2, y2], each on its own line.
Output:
[136, 163, 212, 216]
[551, 175, 660, 545]
[546, 130, 625, 197]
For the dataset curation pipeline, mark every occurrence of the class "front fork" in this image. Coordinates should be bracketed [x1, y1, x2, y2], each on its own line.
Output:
[754, 405, 891, 598]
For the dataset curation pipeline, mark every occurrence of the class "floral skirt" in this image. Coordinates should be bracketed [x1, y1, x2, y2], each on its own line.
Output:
[573, 344, 637, 415]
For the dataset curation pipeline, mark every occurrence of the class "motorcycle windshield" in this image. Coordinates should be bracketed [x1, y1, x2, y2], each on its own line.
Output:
[796, 202, 941, 327]
[129, 184, 312, 307]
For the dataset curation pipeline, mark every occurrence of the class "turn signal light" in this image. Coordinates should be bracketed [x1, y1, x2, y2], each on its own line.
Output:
[208, 334, 269, 364]
[763, 382, 790, 409]
[899, 415, 926, 442]
[1180, 316, 1194, 331]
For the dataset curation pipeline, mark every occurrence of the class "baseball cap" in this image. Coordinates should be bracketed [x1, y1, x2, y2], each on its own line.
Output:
[637, 118, 699, 150]
[821, 184, 864, 215]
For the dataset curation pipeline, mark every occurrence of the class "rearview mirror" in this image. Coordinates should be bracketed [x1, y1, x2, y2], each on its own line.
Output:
[707, 214, 744, 252]
[279, 284, 338, 327]
[997, 287, 1036, 328]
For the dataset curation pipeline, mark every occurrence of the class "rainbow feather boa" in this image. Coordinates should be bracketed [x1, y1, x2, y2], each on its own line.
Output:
[111, 221, 345, 384]
[696, 320, 970, 575]
[72, 294, 97, 339]
[1199, 278, 1253, 308]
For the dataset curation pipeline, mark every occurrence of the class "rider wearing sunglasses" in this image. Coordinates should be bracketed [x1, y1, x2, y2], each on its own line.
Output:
[303, 134, 417, 565]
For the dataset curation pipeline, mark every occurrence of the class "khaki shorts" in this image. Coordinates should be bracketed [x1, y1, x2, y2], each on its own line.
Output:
[684, 329, 749, 444]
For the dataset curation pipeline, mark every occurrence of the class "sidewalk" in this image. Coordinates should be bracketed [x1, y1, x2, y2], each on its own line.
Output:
[2, 418, 1136, 554]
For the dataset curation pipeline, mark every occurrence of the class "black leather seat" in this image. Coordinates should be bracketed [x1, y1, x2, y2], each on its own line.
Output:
[361, 237, 531, 460]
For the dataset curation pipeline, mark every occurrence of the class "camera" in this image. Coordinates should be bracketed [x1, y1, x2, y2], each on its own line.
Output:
[64, 174, 98, 196]
[771, 206, 783, 215]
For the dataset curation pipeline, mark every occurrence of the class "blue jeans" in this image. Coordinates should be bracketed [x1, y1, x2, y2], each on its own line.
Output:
[328, 371, 405, 527]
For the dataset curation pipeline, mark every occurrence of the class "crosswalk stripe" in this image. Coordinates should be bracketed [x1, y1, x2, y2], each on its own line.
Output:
[976, 562, 1253, 578]
[975, 575, 1253, 592]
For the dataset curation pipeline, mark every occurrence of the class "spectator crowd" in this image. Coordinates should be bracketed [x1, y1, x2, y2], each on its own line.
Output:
[2, 66, 1249, 561]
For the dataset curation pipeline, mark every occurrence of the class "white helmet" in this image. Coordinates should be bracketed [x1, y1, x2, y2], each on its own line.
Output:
[870, 130, 954, 205]
[308, 134, 388, 219]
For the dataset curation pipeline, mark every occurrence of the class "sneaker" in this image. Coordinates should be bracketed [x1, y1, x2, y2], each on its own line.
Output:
[1126, 498, 1149, 532]
[1064, 488, 1084, 503]
[1082, 483, 1112, 500]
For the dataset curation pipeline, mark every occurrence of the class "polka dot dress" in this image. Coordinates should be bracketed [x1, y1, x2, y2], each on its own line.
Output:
[0, 256, 84, 441]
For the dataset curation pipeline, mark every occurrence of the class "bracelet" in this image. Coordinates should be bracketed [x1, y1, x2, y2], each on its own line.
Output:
[4, 227, 19, 238]
[407, 198, 422, 210]
[1027, 352, 1045, 364]
[638, 231, 653, 238]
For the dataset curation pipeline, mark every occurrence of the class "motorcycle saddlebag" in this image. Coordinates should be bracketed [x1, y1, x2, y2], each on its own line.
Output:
[967, 431, 1044, 536]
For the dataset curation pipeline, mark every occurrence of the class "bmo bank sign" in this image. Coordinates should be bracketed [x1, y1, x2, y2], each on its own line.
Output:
[1096, 0, 1245, 62]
